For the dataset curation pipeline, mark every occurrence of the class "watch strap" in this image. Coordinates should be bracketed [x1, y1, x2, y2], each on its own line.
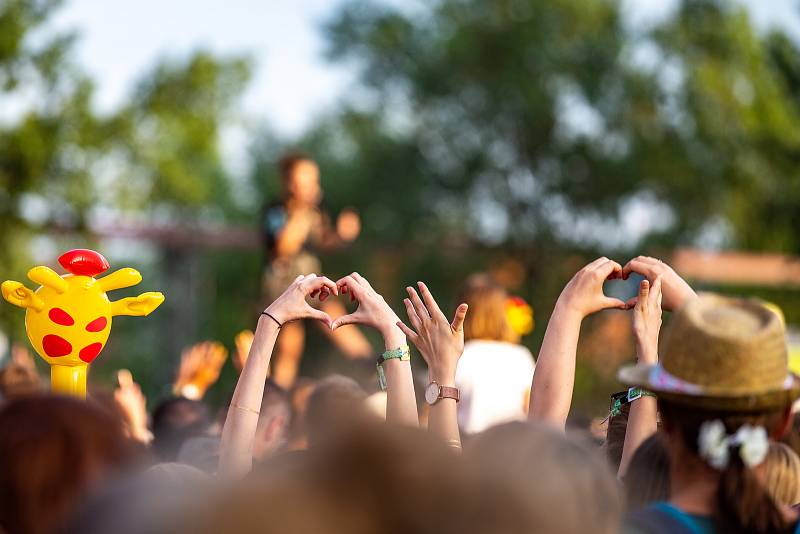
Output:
[439, 385, 460, 403]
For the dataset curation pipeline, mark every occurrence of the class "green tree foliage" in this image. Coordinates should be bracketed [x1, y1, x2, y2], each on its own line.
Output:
[318, 0, 800, 255]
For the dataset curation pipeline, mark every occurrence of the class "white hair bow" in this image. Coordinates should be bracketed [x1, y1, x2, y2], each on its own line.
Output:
[698, 420, 769, 470]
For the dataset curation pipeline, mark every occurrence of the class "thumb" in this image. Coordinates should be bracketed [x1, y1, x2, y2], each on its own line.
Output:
[451, 304, 469, 332]
[306, 307, 333, 329]
[331, 313, 360, 331]
[603, 297, 628, 310]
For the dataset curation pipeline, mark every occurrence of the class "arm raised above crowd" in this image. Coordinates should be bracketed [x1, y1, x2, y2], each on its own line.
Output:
[529, 258, 627, 429]
[331, 272, 418, 428]
[218, 274, 336, 478]
[618, 276, 662, 478]
[398, 282, 468, 450]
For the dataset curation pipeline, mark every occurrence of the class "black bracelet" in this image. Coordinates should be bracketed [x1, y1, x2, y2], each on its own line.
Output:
[261, 311, 283, 328]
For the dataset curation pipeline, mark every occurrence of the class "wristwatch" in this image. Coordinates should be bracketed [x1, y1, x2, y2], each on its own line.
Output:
[425, 381, 460, 405]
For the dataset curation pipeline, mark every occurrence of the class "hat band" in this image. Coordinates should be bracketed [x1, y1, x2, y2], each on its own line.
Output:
[649, 365, 795, 396]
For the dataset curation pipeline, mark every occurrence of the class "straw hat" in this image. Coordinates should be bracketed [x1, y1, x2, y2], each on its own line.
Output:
[618, 293, 800, 411]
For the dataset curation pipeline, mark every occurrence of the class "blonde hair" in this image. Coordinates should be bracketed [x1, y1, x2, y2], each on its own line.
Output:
[458, 274, 517, 343]
[765, 442, 800, 506]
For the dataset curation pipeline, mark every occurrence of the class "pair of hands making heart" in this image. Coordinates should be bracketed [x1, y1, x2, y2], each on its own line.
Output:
[556, 255, 696, 318]
[263, 273, 467, 376]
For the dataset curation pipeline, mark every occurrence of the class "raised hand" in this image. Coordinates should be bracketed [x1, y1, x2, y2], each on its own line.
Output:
[632, 277, 662, 365]
[556, 257, 627, 318]
[397, 282, 468, 383]
[331, 273, 404, 342]
[114, 369, 152, 444]
[233, 329, 255, 373]
[622, 256, 696, 311]
[173, 341, 229, 400]
[264, 273, 338, 328]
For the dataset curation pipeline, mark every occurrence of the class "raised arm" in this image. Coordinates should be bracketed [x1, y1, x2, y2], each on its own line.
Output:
[331, 272, 417, 427]
[618, 276, 662, 478]
[397, 282, 468, 449]
[529, 258, 627, 429]
[218, 274, 336, 478]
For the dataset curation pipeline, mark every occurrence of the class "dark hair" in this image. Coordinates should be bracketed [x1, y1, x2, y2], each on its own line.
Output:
[151, 397, 212, 461]
[659, 399, 791, 534]
[277, 150, 313, 184]
[623, 434, 670, 511]
[605, 400, 630, 472]
[0, 395, 138, 534]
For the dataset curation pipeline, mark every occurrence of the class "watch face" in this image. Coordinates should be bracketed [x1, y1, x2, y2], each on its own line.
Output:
[425, 383, 440, 405]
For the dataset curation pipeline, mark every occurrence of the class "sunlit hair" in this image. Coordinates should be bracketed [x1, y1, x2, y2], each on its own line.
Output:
[765, 442, 800, 506]
[458, 274, 517, 343]
[466, 422, 623, 534]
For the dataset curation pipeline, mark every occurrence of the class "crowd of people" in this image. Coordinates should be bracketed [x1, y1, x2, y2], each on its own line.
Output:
[2, 153, 800, 534]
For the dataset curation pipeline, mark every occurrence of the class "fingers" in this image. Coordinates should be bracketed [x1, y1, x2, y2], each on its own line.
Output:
[304, 276, 338, 297]
[406, 286, 430, 322]
[451, 303, 468, 332]
[622, 257, 663, 280]
[337, 275, 363, 303]
[650, 275, 663, 310]
[350, 272, 373, 290]
[603, 297, 628, 310]
[403, 297, 423, 332]
[417, 281, 445, 319]
[330, 313, 359, 330]
[118, 369, 134, 388]
[306, 307, 334, 329]
[636, 280, 650, 311]
[396, 321, 419, 343]
[625, 296, 638, 310]
[595, 259, 623, 280]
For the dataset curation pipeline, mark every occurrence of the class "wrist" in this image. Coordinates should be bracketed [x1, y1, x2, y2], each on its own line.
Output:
[635, 342, 658, 364]
[553, 298, 585, 322]
[429, 362, 457, 386]
[381, 323, 406, 350]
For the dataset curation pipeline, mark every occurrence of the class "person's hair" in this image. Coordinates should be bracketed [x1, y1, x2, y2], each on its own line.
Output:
[305, 375, 368, 448]
[277, 150, 313, 184]
[466, 421, 623, 534]
[182, 421, 540, 534]
[151, 397, 212, 462]
[0, 395, 138, 534]
[458, 274, 516, 343]
[604, 400, 630, 472]
[765, 442, 800, 506]
[659, 399, 791, 534]
[259, 379, 290, 431]
[623, 434, 671, 511]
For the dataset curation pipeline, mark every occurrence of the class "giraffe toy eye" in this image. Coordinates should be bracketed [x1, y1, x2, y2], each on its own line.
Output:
[48, 308, 74, 326]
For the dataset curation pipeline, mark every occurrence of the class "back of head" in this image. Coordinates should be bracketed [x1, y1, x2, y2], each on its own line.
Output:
[152, 397, 212, 462]
[619, 294, 800, 534]
[183, 422, 538, 534]
[0, 395, 137, 534]
[305, 375, 369, 448]
[466, 421, 623, 534]
[253, 380, 290, 459]
[623, 434, 670, 511]
[765, 442, 800, 506]
[458, 274, 517, 343]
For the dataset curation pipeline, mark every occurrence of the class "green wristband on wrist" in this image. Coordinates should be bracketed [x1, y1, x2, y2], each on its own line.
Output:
[376, 345, 411, 391]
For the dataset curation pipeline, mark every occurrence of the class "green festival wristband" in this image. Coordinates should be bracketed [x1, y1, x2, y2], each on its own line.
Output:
[376, 345, 411, 391]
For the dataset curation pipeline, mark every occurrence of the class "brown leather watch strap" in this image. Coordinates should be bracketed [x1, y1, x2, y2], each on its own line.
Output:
[440, 386, 460, 402]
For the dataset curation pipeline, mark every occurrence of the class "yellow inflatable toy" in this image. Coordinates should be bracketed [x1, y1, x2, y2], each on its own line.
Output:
[1, 249, 164, 398]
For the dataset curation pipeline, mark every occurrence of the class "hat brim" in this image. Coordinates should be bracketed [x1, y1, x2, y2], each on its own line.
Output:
[618, 364, 800, 412]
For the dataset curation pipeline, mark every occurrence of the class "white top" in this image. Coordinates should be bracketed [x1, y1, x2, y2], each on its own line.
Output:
[455, 340, 536, 434]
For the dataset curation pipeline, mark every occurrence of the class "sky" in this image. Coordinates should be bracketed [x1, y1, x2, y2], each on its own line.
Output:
[49, 0, 800, 139]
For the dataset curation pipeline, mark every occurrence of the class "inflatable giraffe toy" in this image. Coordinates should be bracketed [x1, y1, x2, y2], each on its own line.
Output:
[1, 249, 164, 398]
